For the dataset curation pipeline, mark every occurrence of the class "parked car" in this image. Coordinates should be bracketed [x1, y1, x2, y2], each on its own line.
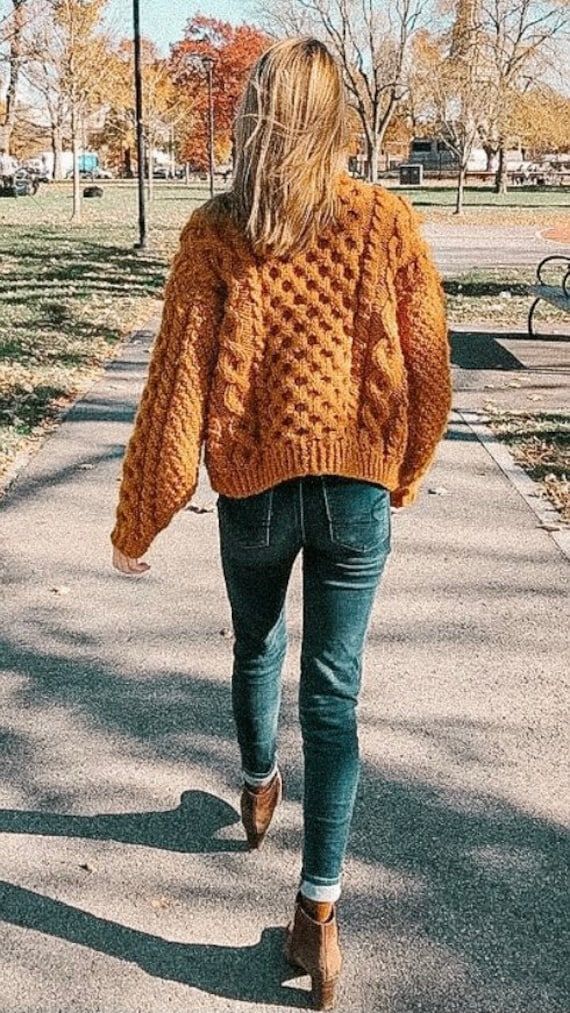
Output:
[65, 166, 113, 180]
[21, 160, 50, 183]
[0, 167, 40, 197]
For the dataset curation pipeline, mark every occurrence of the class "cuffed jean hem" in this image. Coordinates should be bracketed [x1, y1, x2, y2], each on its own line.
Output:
[300, 879, 342, 903]
[242, 759, 279, 788]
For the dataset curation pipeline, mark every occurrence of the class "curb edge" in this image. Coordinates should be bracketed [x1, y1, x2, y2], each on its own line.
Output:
[454, 409, 569, 562]
[0, 320, 158, 503]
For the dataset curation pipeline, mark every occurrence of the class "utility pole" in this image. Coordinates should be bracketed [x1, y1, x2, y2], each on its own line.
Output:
[133, 0, 147, 249]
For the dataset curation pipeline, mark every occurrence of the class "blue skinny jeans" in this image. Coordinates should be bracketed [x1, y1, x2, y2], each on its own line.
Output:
[216, 474, 391, 902]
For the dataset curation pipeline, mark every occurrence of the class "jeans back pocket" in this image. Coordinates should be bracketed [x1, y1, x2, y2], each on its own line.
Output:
[321, 476, 391, 553]
[217, 487, 274, 548]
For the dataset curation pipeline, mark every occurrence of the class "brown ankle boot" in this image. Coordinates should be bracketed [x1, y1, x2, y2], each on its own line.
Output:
[240, 768, 283, 849]
[284, 891, 342, 1010]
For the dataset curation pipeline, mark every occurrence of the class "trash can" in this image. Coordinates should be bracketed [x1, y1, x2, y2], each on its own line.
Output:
[399, 164, 423, 186]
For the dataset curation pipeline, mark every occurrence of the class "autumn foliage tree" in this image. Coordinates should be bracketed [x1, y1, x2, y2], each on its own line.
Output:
[410, 14, 494, 213]
[511, 85, 570, 159]
[169, 16, 270, 170]
[98, 37, 184, 195]
[28, 0, 114, 220]
[477, 0, 568, 193]
[0, 0, 29, 152]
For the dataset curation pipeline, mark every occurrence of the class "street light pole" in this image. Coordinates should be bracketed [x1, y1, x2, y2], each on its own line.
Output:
[133, 0, 147, 249]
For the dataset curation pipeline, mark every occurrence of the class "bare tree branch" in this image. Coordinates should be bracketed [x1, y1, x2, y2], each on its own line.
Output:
[255, 0, 432, 179]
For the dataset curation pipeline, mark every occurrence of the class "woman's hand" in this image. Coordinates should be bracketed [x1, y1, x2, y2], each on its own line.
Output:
[112, 546, 151, 575]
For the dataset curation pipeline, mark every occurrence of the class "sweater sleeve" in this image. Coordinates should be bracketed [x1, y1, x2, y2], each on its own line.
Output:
[390, 198, 452, 507]
[110, 209, 225, 557]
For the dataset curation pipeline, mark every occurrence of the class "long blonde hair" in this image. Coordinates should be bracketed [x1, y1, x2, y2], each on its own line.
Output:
[231, 37, 349, 258]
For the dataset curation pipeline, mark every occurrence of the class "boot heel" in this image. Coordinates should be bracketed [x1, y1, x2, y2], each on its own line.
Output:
[245, 828, 266, 849]
[285, 892, 342, 1008]
[311, 974, 339, 1010]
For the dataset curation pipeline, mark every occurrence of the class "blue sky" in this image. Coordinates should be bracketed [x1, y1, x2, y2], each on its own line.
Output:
[106, 0, 256, 51]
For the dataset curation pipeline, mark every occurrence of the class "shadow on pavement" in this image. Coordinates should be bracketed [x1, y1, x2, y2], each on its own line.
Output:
[347, 765, 569, 1009]
[0, 880, 309, 1008]
[450, 332, 523, 370]
[0, 790, 244, 854]
[0, 762, 566, 1008]
[0, 238, 165, 303]
[0, 621, 567, 1008]
[0, 639, 241, 789]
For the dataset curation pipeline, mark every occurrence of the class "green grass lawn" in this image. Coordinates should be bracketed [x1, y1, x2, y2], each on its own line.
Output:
[0, 179, 568, 483]
[444, 266, 568, 328]
[0, 183, 206, 477]
[393, 184, 570, 210]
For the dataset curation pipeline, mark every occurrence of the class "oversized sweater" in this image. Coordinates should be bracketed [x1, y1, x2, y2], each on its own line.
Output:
[111, 170, 452, 558]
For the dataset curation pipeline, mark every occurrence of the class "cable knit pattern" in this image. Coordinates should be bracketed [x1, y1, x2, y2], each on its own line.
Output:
[111, 171, 452, 558]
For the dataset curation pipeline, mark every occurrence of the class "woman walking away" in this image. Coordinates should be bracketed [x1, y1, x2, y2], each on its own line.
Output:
[110, 37, 452, 1011]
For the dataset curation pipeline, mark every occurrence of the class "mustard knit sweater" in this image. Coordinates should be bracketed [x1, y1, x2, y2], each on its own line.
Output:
[111, 171, 452, 558]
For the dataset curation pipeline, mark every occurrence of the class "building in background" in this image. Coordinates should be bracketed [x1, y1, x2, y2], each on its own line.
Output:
[409, 138, 523, 174]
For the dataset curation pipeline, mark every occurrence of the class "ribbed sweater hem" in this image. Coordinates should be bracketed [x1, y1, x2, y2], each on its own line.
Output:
[206, 437, 403, 498]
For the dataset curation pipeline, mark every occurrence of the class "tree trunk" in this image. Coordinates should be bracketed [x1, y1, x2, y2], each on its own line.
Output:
[169, 125, 175, 179]
[51, 124, 64, 181]
[483, 144, 496, 173]
[365, 134, 379, 182]
[455, 162, 466, 214]
[71, 106, 81, 223]
[1, 0, 26, 153]
[495, 143, 508, 194]
[147, 137, 154, 202]
[370, 142, 379, 182]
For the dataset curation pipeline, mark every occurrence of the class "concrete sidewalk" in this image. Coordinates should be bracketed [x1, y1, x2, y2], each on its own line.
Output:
[0, 323, 568, 1012]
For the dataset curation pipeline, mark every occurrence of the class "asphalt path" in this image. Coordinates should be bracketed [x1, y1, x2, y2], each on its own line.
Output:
[0, 321, 568, 1011]
[425, 224, 569, 273]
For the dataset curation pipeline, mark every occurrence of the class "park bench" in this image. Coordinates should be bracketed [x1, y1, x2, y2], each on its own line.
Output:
[527, 254, 570, 338]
